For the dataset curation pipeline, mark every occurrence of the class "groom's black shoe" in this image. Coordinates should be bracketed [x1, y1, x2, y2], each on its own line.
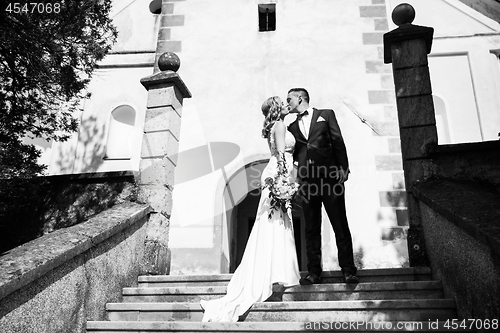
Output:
[344, 273, 359, 284]
[299, 273, 322, 285]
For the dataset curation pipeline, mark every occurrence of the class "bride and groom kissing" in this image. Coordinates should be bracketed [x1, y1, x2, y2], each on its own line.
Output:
[200, 88, 358, 322]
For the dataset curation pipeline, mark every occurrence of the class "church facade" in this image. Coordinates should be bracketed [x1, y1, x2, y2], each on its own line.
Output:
[37, 0, 500, 274]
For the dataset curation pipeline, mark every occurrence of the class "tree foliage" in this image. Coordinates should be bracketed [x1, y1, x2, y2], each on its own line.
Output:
[0, 0, 117, 178]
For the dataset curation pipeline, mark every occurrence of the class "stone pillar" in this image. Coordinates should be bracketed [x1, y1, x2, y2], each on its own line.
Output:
[383, 4, 436, 267]
[137, 52, 191, 275]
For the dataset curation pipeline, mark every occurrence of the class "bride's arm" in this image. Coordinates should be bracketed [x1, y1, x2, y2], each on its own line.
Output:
[292, 162, 298, 181]
[274, 121, 286, 173]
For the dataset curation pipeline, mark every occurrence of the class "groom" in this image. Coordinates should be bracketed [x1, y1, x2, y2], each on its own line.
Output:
[286, 88, 358, 284]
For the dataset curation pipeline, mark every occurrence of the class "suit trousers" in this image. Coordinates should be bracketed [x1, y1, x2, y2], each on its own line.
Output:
[300, 177, 356, 276]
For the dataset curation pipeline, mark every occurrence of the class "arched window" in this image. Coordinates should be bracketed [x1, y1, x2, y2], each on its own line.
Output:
[490, 50, 500, 100]
[105, 105, 136, 160]
[433, 95, 451, 144]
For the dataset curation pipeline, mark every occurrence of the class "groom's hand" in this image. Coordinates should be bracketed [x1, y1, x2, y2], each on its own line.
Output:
[337, 167, 349, 183]
[292, 180, 309, 210]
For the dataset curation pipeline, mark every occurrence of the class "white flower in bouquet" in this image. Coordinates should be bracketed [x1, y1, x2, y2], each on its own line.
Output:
[262, 168, 299, 219]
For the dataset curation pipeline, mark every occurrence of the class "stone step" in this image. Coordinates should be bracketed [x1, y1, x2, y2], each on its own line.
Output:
[122, 281, 444, 303]
[87, 320, 465, 333]
[106, 299, 457, 322]
[138, 267, 432, 287]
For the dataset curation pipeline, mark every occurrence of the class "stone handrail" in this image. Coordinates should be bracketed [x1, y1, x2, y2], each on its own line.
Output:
[0, 202, 153, 333]
[0, 202, 152, 301]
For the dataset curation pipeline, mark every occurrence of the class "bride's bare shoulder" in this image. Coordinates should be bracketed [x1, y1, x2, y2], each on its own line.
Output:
[273, 121, 285, 133]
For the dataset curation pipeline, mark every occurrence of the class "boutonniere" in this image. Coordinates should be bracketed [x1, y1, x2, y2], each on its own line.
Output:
[317, 116, 326, 122]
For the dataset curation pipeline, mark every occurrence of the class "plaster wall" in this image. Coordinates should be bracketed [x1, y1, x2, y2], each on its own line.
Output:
[49, 67, 151, 174]
[388, 0, 500, 141]
[168, 0, 407, 274]
[48, 0, 158, 174]
[429, 36, 500, 142]
[170, 0, 500, 274]
[110, 0, 161, 52]
[43, 0, 500, 275]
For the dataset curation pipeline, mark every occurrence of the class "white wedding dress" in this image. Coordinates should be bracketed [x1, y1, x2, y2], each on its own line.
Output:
[200, 123, 300, 322]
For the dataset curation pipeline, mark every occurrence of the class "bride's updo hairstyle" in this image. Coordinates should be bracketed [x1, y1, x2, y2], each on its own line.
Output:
[261, 96, 282, 139]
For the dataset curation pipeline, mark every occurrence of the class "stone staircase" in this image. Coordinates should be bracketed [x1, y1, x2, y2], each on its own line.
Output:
[86, 268, 459, 332]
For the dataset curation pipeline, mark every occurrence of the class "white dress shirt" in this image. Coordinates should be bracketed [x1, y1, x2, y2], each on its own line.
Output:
[299, 107, 313, 139]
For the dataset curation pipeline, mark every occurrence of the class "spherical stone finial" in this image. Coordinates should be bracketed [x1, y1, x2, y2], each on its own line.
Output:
[392, 3, 416, 26]
[149, 0, 161, 14]
[158, 52, 180, 72]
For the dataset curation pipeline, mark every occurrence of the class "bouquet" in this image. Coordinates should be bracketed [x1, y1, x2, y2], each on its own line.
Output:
[262, 163, 300, 220]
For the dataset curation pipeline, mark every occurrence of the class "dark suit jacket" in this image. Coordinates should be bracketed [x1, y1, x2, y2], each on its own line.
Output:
[288, 108, 348, 179]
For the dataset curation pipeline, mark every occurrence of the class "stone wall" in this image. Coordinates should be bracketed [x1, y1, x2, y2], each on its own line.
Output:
[384, 3, 500, 322]
[430, 140, 500, 193]
[414, 141, 500, 321]
[0, 202, 152, 333]
[417, 193, 500, 320]
[360, 0, 410, 257]
[0, 171, 139, 254]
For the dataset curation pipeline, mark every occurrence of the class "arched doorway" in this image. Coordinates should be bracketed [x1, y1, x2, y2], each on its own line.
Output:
[221, 158, 307, 273]
[232, 188, 306, 273]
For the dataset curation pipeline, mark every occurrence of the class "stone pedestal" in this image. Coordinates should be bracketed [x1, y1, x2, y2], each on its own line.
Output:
[137, 54, 191, 275]
[384, 4, 435, 267]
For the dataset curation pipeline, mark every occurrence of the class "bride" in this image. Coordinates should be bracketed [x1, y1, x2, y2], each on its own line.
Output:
[200, 96, 301, 322]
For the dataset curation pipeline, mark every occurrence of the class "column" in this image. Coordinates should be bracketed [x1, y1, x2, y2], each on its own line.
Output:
[138, 52, 191, 274]
[383, 4, 436, 267]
